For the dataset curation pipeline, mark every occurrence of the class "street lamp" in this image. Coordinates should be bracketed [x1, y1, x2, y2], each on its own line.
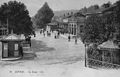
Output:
[85, 43, 88, 67]
[85, 44, 87, 67]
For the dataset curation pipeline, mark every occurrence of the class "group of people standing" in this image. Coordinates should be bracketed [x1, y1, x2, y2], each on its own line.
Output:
[54, 31, 60, 39]
[40, 29, 52, 37]
[68, 35, 78, 44]
[40, 29, 78, 44]
[25, 35, 32, 47]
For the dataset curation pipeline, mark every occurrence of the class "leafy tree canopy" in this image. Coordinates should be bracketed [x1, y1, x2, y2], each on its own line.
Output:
[113, 0, 120, 24]
[94, 5, 99, 10]
[80, 0, 120, 45]
[112, 0, 120, 40]
[34, 2, 54, 28]
[0, 1, 34, 35]
[102, 1, 111, 8]
[80, 15, 107, 44]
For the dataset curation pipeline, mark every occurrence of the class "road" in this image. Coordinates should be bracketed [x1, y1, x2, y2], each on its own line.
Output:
[0, 31, 120, 77]
[0, 30, 85, 77]
[31, 31, 85, 65]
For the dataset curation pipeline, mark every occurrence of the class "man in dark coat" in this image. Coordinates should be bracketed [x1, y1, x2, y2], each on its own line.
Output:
[68, 35, 71, 42]
[19, 44, 23, 57]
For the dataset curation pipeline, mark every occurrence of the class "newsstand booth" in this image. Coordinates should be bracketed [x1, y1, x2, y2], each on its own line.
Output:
[98, 40, 120, 66]
[86, 40, 120, 68]
[0, 34, 24, 60]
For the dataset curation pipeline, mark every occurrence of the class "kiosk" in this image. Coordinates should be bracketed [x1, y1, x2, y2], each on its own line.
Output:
[0, 34, 24, 60]
[98, 40, 120, 64]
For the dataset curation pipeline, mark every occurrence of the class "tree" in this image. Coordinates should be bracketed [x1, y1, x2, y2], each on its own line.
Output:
[0, 1, 34, 35]
[94, 5, 99, 10]
[112, 0, 120, 41]
[113, 0, 120, 24]
[101, 12, 116, 40]
[80, 15, 107, 44]
[102, 1, 111, 8]
[34, 2, 54, 28]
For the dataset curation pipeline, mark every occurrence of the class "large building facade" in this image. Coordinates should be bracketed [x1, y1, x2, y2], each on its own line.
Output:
[67, 13, 86, 36]
[48, 12, 86, 37]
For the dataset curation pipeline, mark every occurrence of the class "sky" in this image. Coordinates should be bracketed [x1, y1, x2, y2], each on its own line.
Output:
[0, 0, 118, 17]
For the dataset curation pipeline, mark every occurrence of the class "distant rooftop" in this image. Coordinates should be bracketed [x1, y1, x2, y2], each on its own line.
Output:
[79, 3, 116, 15]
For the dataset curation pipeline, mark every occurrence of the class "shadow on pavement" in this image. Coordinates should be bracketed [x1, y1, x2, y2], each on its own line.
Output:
[31, 39, 55, 52]
[22, 53, 37, 60]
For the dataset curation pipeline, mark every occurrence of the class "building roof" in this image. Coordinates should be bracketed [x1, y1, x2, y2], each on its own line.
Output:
[79, 4, 116, 16]
[48, 22, 58, 26]
[5, 34, 18, 40]
[98, 40, 119, 49]
[74, 12, 86, 17]
[102, 4, 116, 13]
[65, 12, 85, 18]
[1, 34, 25, 41]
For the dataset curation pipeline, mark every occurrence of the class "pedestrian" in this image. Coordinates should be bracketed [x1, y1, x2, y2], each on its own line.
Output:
[54, 35, 57, 39]
[33, 31, 36, 37]
[27, 36, 31, 47]
[75, 37, 77, 44]
[29, 36, 31, 47]
[47, 31, 48, 36]
[40, 30, 42, 34]
[58, 32, 60, 38]
[68, 35, 71, 42]
[43, 33, 45, 37]
[34, 32, 36, 37]
[34, 34, 36, 37]
[19, 44, 23, 57]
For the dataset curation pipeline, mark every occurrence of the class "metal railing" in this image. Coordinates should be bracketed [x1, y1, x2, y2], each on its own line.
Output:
[87, 58, 120, 69]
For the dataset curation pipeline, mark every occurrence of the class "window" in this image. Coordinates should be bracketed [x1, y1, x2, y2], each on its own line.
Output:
[14, 43, 19, 57]
[3, 43, 8, 57]
[15, 44, 18, 50]
[4, 43, 8, 50]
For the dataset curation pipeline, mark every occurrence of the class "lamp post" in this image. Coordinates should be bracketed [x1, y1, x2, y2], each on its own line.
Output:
[85, 44, 87, 67]
[85, 43, 88, 67]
